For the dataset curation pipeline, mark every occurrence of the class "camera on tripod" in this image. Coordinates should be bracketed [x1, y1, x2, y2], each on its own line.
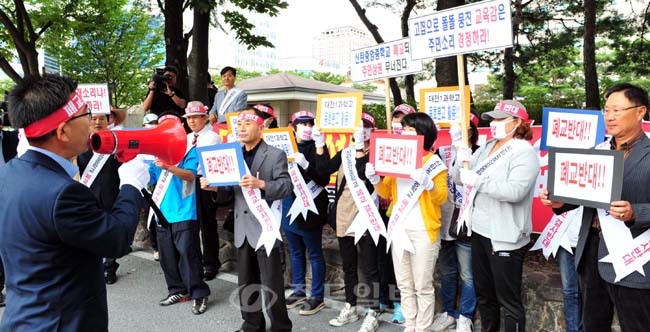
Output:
[151, 68, 173, 92]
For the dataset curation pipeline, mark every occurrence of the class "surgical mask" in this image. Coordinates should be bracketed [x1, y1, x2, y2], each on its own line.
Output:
[296, 124, 313, 141]
[490, 119, 516, 139]
[401, 130, 417, 136]
[363, 128, 372, 141]
[391, 122, 403, 135]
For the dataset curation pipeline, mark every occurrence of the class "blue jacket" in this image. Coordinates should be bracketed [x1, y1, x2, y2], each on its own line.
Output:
[0, 150, 145, 332]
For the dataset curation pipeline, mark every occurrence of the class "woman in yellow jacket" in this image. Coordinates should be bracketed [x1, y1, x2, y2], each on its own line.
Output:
[365, 112, 448, 332]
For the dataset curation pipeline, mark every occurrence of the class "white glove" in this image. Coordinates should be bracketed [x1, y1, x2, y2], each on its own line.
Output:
[119, 156, 150, 191]
[449, 123, 463, 147]
[293, 152, 309, 170]
[364, 163, 381, 185]
[353, 127, 364, 150]
[312, 126, 325, 148]
[456, 146, 473, 163]
[460, 168, 480, 187]
[410, 168, 434, 191]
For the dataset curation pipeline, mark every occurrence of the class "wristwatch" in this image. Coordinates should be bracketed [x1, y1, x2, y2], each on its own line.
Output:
[169, 91, 175, 97]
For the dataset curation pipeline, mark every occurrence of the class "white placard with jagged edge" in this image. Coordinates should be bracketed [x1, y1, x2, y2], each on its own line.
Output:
[341, 147, 387, 245]
[286, 163, 319, 223]
[531, 207, 583, 259]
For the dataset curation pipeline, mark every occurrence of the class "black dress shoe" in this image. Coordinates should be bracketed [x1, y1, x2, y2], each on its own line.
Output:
[105, 272, 117, 285]
[203, 270, 217, 281]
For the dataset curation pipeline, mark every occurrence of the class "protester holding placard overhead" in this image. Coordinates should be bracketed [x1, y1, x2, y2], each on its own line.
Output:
[366, 112, 449, 332]
[433, 115, 480, 332]
[540, 83, 650, 332]
[314, 112, 384, 332]
[452, 100, 539, 332]
[208, 66, 248, 124]
[280, 111, 330, 316]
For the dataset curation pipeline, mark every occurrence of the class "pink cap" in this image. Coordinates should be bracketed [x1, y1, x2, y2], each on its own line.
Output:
[362, 112, 376, 128]
[481, 100, 529, 121]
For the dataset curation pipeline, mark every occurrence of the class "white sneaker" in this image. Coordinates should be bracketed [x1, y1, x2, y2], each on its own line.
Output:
[329, 302, 359, 327]
[432, 312, 456, 331]
[358, 309, 379, 332]
[456, 315, 473, 332]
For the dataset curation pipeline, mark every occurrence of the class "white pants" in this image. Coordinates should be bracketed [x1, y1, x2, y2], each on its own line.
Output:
[393, 230, 441, 332]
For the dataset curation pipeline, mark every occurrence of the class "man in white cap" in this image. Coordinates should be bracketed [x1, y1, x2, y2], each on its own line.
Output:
[184, 101, 222, 280]
[148, 101, 216, 315]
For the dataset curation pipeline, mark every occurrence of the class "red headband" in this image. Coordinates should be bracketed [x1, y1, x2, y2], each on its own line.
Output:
[470, 113, 479, 127]
[393, 104, 415, 114]
[184, 106, 208, 117]
[254, 104, 276, 119]
[362, 113, 376, 128]
[238, 112, 264, 125]
[291, 111, 315, 122]
[23, 92, 87, 138]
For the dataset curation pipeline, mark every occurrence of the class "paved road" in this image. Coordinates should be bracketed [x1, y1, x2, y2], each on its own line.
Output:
[0, 250, 411, 331]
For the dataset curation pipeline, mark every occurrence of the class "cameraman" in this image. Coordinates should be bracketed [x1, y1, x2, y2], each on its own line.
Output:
[142, 65, 187, 117]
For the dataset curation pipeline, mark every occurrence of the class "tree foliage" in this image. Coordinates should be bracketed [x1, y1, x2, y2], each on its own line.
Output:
[43, 0, 164, 107]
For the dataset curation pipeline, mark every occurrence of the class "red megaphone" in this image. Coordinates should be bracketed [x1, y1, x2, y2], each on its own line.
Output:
[91, 115, 186, 165]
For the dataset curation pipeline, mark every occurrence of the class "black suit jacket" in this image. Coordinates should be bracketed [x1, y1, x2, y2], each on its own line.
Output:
[1, 130, 18, 162]
[77, 149, 122, 211]
[0, 150, 145, 331]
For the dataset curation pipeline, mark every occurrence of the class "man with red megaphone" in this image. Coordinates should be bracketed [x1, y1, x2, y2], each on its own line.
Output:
[0, 74, 149, 331]
[147, 103, 212, 315]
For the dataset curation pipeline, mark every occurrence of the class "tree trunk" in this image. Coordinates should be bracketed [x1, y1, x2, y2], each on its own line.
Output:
[348, 0, 403, 105]
[503, 0, 522, 99]
[435, 0, 467, 88]
[187, 3, 210, 104]
[163, 0, 189, 95]
[583, 0, 600, 109]
[503, 47, 516, 99]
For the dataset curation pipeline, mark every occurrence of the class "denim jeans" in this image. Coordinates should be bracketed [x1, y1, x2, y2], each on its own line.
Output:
[284, 228, 325, 300]
[557, 247, 582, 332]
[438, 240, 476, 319]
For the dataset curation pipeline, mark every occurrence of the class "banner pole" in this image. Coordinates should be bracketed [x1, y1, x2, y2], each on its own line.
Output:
[456, 54, 469, 169]
[384, 78, 392, 134]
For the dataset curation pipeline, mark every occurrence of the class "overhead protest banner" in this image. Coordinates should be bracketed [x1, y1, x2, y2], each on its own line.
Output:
[540, 108, 605, 150]
[76, 84, 110, 114]
[409, 0, 513, 60]
[369, 133, 424, 179]
[547, 147, 624, 210]
[197, 142, 246, 187]
[350, 38, 423, 83]
[262, 128, 298, 162]
[316, 92, 363, 133]
[419, 86, 471, 127]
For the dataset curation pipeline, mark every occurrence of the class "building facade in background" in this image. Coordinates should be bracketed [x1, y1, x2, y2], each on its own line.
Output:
[311, 26, 374, 76]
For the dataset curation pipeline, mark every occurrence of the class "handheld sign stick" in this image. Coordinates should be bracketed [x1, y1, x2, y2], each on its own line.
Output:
[457, 54, 470, 170]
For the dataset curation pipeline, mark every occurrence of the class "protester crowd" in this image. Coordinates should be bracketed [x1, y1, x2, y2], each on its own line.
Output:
[0, 68, 649, 332]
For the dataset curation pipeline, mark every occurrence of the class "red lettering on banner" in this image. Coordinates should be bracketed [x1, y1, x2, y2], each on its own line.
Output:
[560, 161, 607, 189]
[542, 218, 563, 247]
[622, 240, 650, 266]
[551, 118, 594, 141]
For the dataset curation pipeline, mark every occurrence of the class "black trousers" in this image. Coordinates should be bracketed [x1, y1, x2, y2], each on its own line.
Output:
[338, 234, 380, 308]
[471, 233, 526, 332]
[376, 235, 400, 304]
[103, 258, 119, 274]
[237, 241, 292, 332]
[579, 230, 650, 332]
[195, 179, 220, 273]
[156, 220, 210, 299]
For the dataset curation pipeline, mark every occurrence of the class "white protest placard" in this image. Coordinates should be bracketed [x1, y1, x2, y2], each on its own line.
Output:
[369, 133, 423, 179]
[351, 38, 423, 83]
[196, 142, 246, 187]
[262, 128, 298, 162]
[548, 148, 624, 210]
[76, 84, 111, 114]
[316, 92, 363, 133]
[409, 0, 513, 60]
[540, 108, 605, 151]
[419, 86, 471, 127]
